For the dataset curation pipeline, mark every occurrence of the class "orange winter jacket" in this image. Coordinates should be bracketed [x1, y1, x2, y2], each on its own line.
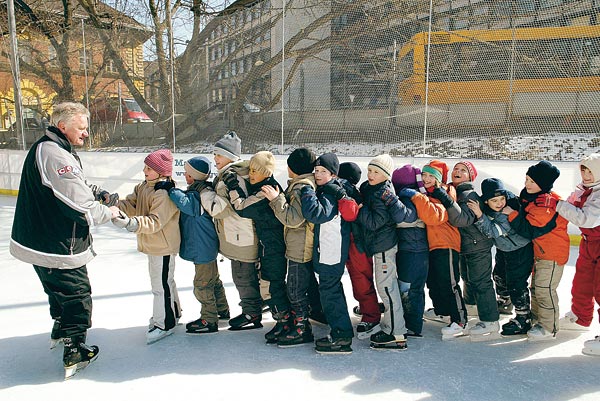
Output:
[508, 191, 570, 265]
[410, 186, 461, 252]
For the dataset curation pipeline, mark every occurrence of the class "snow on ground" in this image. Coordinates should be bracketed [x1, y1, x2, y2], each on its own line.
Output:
[0, 194, 599, 401]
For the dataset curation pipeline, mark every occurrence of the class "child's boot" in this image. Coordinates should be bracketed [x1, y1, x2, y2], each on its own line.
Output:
[265, 311, 291, 344]
[228, 313, 263, 331]
[63, 335, 99, 380]
[501, 312, 532, 336]
[278, 315, 314, 347]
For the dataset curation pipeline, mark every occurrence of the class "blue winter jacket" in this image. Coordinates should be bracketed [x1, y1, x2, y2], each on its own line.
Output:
[300, 179, 350, 268]
[358, 180, 417, 257]
[169, 183, 219, 264]
[396, 195, 429, 253]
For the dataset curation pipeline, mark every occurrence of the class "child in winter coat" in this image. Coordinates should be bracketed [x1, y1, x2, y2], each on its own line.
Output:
[263, 148, 320, 347]
[398, 160, 466, 339]
[113, 149, 181, 344]
[468, 178, 553, 337]
[301, 152, 354, 354]
[168, 156, 230, 334]
[227, 151, 290, 344]
[199, 131, 262, 331]
[357, 154, 415, 349]
[506, 160, 569, 341]
[434, 161, 500, 340]
[336, 162, 381, 340]
[392, 164, 429, 337]
[555, 153, 600, 355]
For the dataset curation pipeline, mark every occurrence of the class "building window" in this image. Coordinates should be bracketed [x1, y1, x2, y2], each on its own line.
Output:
[105, 59, 118, 74]
[79, 49, 93, 70]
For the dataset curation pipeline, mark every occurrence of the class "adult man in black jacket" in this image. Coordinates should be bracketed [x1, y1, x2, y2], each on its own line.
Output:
[10, 102, 119, 379]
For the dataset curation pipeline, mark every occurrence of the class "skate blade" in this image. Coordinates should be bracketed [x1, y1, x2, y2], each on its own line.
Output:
[185, 330, 218, 335]
[442, 333, 469, 341]
[228, 323, 263, 331]
[424, 317, 451, 325]
[278, 340, 314, 348]
[64, 353, 98, 380]
[146, 331, 173, 344]
[315, 348, 352, 355]
[526, 335, 556, 343]
[469, 331, 502, 343]
[582, 347, 600, 356]
[370, 342, 407, 350]
[50, 338, 63, 350]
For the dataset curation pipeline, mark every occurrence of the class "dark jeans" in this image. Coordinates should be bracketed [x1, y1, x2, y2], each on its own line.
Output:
[427, 248, 466, 325]
[287, 260, 313, 317]
[260, 253, 290, 314]
[307, 266, 323, 316]
[33, 264, 92, 338]
[397, 249, 428, 334]
[495, 244, 534, 312]
[231, 260, 262, 316]
[314, 261, 354, 339]
[460, 250, 499, 322]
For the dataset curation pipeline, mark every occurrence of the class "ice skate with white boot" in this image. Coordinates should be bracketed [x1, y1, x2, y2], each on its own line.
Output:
[559, 311, 590, 332]
[146, 326, 173, 344]
[468, 321, 501, 342]
[423, 308, 451, 324]
[441, 322, 467, 341]
[63, 336, 99, 380]
[582, 335, 600, 356]
[527, 323, 556, 342]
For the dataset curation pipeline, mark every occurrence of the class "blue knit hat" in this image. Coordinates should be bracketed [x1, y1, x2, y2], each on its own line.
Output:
[185, 156, 211, 181]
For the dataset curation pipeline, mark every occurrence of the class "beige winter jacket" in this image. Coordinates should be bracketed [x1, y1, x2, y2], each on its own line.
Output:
[269, 174, 315, 263]
[200, 160, 259, 263]
[118, 179, 181, 256]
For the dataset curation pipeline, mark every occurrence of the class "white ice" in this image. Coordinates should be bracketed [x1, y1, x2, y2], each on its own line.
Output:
[0, 195, 599, 401]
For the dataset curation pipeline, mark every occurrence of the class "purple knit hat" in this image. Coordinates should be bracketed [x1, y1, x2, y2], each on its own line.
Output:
[392, 164, 426, 194]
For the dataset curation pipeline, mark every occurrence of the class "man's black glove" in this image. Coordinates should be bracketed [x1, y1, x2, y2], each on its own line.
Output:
[223, 172, 240, 191]
[97, 190, 119, 206]
[431, 187, 453, 208]
[155, 179, 175, 192]
[321, 182, 346, 200]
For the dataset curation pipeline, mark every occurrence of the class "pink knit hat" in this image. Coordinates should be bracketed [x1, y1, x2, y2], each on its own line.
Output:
[454, 161, 478, 181]
[144, 149, 173, 176]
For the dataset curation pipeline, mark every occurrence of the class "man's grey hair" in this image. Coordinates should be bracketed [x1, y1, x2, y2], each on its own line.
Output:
[50, 102, 90, 126]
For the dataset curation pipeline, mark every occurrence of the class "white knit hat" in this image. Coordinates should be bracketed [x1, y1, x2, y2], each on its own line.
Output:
[580, 153, 600, 187]
[368, 154, 394, 180]
[249, 151, 276, 177]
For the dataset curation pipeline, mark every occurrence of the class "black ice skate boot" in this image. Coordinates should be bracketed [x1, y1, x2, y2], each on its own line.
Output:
[369, 330, 407, 350]
[315, 335, 352, 354]
[278, 316, 314, 348]
[497, 296, 514, 315]
[63, 335, 99, 380]
[50, 319, 63, 349]
[228, 313, 263, 331]
[501, 312, 532, 336]
[185, 318, 218, 334]
[265, 312, 291, 344]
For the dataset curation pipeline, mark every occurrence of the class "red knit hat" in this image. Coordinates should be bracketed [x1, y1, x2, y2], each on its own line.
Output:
[455, 161, 478, 181]
[423, 160, 448, 183]
[144, 149, 173, 177]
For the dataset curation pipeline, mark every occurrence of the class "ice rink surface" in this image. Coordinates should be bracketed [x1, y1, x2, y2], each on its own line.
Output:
[1, 195, 599, 401]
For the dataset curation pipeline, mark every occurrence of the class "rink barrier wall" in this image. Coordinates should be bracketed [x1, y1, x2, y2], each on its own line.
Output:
[0, 149, 582, 245]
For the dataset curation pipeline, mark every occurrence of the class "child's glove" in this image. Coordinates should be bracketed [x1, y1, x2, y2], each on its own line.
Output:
[376, 188, 398, 206]
[223, 172, 240, 190]
[155, 180, 175, 192]
[112, 211, 139, 232]
[535, 193, 558, 209]
[398, 187, 418, 199]
[431, 187, 453, 207]
[321, 182, 346, 200]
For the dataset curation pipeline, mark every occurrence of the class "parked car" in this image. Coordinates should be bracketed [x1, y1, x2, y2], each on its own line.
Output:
[90, 97, 152, 124]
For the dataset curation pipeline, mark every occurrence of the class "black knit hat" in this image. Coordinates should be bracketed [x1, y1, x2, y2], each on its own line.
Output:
[287, 148, 316, 175]
[315, 152, 339, 175]
[338, 162, 362, 185]
[481, 178, 507, 202]
[526, 160, 560, 193]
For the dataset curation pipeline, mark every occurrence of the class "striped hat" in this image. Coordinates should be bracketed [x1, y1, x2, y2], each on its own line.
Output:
[368, 154, 394, 181]
[144, 149, 173, 177]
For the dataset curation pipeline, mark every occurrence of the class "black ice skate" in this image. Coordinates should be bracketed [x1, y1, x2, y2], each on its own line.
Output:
[315, 335, 352, 354]
[501, 313, 531, 336]
[185, 318, 218, 334]
[50, 319, 63, 349]
[497, 297, 514, 315]
[352, 302, 385, 317]
[217, 310, 230, 320]
[278, 316, 314, 347]
[228, 313, 263, 331]
[369, 331, 407, 350]
[63, 336, 99, 380]
[265, 312, 291, 344]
